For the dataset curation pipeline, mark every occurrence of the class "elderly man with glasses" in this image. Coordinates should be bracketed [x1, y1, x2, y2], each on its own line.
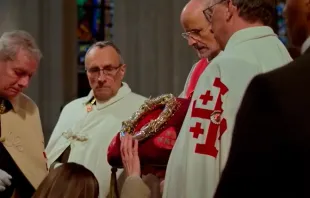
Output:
[137, 1, 224, 195]
[45, 41, 146, 198]
[179, 0, 221, 99]
[163, 0, 292, 198]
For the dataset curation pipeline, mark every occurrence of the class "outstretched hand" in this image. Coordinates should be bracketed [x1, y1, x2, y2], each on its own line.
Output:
[120, 134, 140, 177]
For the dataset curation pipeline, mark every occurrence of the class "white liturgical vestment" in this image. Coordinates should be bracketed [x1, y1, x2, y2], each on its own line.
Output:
[163, 27, 292, 198]
[45, 82, 146, 198]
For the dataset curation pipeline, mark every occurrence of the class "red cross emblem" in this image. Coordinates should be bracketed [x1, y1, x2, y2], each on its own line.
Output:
[189, 77, 228, 158]
[199, 90, 213, 105]
[190, 122, 204, 138]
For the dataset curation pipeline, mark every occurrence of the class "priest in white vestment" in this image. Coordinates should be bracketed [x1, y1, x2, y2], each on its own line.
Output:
[154, 1, 222, 194]
[163, 1, 293, 198]
[45, 41, 146, 198]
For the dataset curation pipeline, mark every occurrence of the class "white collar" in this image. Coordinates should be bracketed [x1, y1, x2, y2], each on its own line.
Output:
[301, 37, 310, 54]
[225, 26, 276, 51]
[84, 82, 132, 109]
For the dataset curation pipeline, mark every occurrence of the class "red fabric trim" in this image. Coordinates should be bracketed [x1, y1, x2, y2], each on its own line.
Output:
[185, 58, 209, 99]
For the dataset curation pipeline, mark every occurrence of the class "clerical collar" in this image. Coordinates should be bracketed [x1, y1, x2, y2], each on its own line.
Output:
[301, 37, 310, 54]
[0, 98, 13, 114]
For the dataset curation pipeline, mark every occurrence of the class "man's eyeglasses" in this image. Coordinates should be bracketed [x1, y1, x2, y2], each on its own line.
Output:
[86, 64, 123, 77]
[181, 30, 202, 41]
[203, 0, 227, 23]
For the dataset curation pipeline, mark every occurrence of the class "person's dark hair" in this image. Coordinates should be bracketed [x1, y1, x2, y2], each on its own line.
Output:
[232, 0, 276, 26]
[32, 163, 99, 198]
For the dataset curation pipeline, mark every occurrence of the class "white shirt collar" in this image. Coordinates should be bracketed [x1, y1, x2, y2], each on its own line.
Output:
[225, 26, 276, 51]
[84, 82, 132, 109]
[301, 37, 310, 54]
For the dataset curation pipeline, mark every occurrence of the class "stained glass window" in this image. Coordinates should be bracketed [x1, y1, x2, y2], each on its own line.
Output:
[77, 0, 114, 72]
[77, 0, 114, 97]
[276, 1, 288, 46]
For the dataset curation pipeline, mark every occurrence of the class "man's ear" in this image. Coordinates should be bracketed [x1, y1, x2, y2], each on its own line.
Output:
[226, 0, 235, 21]
[119, 64, 126, 79]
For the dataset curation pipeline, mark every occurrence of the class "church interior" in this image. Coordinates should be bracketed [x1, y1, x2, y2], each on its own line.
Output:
[0, 0, 290, 141]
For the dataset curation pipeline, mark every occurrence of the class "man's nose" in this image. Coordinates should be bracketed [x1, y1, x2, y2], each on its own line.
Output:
[97, 71, 107, 82]
[188, 37, 197, 46]
[18, 76, 30, 88]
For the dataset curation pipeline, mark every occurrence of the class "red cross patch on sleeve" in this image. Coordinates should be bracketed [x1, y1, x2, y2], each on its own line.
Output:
[189, 77, 228, 158]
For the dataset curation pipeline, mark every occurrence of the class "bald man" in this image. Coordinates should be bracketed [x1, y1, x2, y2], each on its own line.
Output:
[181, 0, 220, 60]
[151, 1, 222, 195]
[179, 0, 221, 99]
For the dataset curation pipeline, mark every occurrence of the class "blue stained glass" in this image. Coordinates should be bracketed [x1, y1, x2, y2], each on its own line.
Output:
[276, 2, 288, 46]
[92, 0, 102, 6]
[78, 44, 91, 67]
[91, 8, 101, 38]
[77, 0, 115, 98]
[77, 0, 114, 65]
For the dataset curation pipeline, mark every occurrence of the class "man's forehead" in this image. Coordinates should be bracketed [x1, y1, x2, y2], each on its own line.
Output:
[182, 8, 203, 23]
[12, 56, 38, 74]
[16, 49, 35, 60]
[181, 0, 214, 22]
[85, 60, 117, 68]
[86, 46, 118, 59]
[15, 50, 38, 65]
[181, 9, 209, 31]
[183, 21, 204, 31]
[85, 46, 120, 67]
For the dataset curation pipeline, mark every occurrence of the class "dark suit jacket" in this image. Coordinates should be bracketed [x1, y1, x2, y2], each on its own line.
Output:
[214, 48, 310, 198]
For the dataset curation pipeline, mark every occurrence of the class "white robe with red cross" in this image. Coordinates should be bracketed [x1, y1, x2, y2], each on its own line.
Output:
[163, 26, 292, 198]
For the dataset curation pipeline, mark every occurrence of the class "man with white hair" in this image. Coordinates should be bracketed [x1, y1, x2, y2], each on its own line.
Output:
[45, 41, 146, 198]
[0, 30, 47, 198]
